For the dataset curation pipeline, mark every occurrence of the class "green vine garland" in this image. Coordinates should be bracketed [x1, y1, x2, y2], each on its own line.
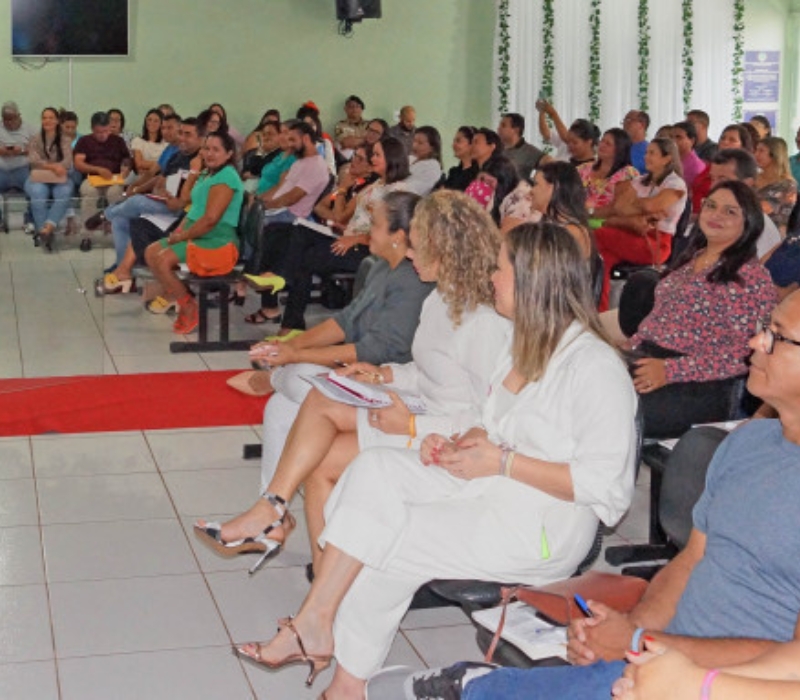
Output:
[542, 0, 555, 100]
[588, 0, 602, 123]
[681, 0, 694, 113]
[497, 0, 511, 114]
[732, 0, 745, 120]
[637, 0, 650, 112]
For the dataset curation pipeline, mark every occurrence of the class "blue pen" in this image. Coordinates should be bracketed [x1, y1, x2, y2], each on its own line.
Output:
[574, 594, 594, 618]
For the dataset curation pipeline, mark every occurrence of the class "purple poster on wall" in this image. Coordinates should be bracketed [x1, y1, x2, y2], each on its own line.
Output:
[744, 51, 780, 103]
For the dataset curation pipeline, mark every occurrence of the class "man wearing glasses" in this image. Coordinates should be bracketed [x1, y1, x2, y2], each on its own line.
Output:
[393, 292, 800, 700]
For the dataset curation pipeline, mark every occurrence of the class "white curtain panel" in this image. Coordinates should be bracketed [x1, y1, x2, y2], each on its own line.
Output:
[496, 0, 737, 139]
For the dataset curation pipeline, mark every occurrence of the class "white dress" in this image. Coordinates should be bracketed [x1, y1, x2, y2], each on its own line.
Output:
[260, 291, 510, 490]
[320, 323, 638, 679]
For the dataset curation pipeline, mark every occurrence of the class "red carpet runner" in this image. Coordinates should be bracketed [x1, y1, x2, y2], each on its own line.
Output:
[0, 371, 266, 437]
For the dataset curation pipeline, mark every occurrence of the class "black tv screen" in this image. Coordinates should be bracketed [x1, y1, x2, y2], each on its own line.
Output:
[12, 0, 129, 57]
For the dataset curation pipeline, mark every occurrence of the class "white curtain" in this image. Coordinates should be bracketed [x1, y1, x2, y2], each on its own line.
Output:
[495, 0, 736, 144]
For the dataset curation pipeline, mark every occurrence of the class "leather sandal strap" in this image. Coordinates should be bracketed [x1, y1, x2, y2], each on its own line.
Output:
[283, 619, 309, 662]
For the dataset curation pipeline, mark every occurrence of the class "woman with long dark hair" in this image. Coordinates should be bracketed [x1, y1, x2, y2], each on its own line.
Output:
[578, 127, 639, 217]
[24, 106, 74, 250]
[606, 180, 776, 437]
[144, 130, 244, 334]
[406, 125, 443, 195]
[130, 108, 165, 175]
[442, 125, 479, 191]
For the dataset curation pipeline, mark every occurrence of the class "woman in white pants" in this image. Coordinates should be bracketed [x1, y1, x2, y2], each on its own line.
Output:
[233, 222, 639, 699]
[196, 191, 509, 574]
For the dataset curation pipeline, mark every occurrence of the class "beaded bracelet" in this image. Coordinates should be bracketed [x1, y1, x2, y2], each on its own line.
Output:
[700, 669, 719, 700]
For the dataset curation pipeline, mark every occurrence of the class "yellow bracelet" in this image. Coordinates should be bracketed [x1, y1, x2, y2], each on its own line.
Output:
[407, 414, 416, 448]
[505, 451, 516, 479]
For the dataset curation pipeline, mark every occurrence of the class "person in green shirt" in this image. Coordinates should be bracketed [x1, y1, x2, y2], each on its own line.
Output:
[144, 130, 244, 334]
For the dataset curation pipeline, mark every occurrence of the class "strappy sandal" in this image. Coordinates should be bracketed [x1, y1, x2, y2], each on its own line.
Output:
[245, 309, 282, 325]
[146, 295, 178, 315]
[234, 618, 332, 688]
[193, 492, 297, 575]
[173, 296, 199, 335]
[100, 272, 136, 294]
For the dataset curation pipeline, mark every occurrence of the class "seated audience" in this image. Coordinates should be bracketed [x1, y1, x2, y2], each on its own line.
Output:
[441, 126, 478, 191]
[153, 113, 182, 174]
[686, 108, 717, 162]
[577, 127, 639, 218]
[719, 123, 754, 153]
[399, 289, 800, 699]
[143, 131, 244, 333]
[130, 108, 167, 175]
[245, 136, 408, 325]
[749, 113, 772, 141]
[755, 136, 798, 233]
[107, 108, 135, 148]
[228, 192, 434, 490]
[197, 107, 227, 138]
[405, 126, 443, 195]
[364, 118, 389, 147]
[622, 109, 650, 173]
[536, 98, 571, 160]
[157, 103, 175, 117]
[199, 192, 510, 572]
[240, 119, 280, 193]
[60, 110, 80, 148]
[254, 122, 296, 200]
[498, 112, 550, 179]
[0, 101, 35, 201]
[208, 102, 244, 145]
[98, 117, 204, 292]
[387, 105, 416, 154]
[471, 127, 503, 170]
[24, 106, 73, 250]
[300, 110, 336, 175]
[605, 180, 775, 438]
[334, 95, 368, 157]
[594, 137, 687, 310]
[73, 111, 132, 251]
[672, 120, 706, 190]
[242, 110, 280, 154]
[564, 119, 601, 167]
[469, 153, 519, 226]
[214, 221, 636, 699]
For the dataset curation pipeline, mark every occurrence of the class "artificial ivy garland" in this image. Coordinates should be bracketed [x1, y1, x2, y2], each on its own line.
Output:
[588, 0, 602, 123]
[681, 0, 694, 113]
[497, 0, 511, 114]
[542, 0, 555, 100]
[732, 0, 745, 120]
[637, 0, 650, 111]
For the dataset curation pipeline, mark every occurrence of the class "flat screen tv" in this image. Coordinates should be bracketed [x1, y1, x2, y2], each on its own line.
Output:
[12, 0, 129, 57]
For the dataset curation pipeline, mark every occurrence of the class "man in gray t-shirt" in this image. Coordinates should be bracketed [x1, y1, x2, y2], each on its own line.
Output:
[0, 101, 36, 229]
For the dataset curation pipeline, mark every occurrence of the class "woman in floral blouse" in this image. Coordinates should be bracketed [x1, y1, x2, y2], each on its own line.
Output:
[578, 127, 639, 216]
[606, 180, 776, 438]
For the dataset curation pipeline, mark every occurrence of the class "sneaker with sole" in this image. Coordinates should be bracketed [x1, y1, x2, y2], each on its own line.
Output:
[403, 661, 498, 700]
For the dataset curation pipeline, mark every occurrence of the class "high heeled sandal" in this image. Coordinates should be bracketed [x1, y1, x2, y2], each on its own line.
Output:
[228, 290, 246, 306]
[193, 492, 297, 575]
[234, 618, 332, 688]
[244, 273, 287, 293]
[146, 295, 178, 315]
[101, 272, 136, 294]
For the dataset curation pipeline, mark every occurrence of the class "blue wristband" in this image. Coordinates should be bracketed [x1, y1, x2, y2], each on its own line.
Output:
[630, 627, 646, 653]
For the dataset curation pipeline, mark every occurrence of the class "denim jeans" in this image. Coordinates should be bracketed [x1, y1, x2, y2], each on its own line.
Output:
[0, 165, 29, 193]
[24, 179, 74, 230]
[463, 660, 626, 700]
[104, 195, 174, 265]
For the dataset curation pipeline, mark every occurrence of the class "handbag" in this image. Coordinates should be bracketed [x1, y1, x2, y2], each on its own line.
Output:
[185, 241, 238, 277]
[484, 571, 648, 663]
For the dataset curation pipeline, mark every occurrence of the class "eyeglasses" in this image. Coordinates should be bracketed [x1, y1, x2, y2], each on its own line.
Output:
[366, 127, 382, 136]
[756, 318, 800, 354]
[701, 198, 742, 219]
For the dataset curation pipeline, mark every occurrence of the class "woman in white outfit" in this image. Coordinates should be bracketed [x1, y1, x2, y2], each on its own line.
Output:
[196, 191, 510, 573]
[231, 222, 638, 698]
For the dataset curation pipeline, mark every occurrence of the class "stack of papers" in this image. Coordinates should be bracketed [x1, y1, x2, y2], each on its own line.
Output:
[303, 371, 427, 414]
[472, 602, 568, 661]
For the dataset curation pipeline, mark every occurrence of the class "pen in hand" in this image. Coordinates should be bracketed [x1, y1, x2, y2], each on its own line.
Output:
[574, 594, 594, 618]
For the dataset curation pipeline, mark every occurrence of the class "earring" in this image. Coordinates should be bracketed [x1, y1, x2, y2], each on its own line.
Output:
[392, 241, 398, 248]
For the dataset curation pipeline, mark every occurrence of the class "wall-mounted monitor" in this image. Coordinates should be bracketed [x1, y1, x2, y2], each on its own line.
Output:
[12, 0, 129, 58]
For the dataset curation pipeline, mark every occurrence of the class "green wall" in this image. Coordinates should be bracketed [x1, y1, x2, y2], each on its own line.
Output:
[0, 0, 496, 163]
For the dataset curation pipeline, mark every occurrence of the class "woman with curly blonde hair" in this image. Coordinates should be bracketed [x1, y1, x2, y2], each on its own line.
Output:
[195, 190, 511, 575]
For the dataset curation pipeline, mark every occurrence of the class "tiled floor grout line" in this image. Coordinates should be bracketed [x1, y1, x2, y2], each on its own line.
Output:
[29, 434, 65, 700]
[140, 428, 261, 699]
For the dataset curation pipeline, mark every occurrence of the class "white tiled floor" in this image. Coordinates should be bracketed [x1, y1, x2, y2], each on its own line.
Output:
[0, 224, 651, 698]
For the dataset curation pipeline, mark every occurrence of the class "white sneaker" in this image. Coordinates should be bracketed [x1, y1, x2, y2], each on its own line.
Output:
[23, 222, 35, 235]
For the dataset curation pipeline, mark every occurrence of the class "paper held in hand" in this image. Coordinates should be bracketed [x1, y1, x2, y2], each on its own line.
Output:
[303, 371, 427, 414]
[472, 602, 567, 661]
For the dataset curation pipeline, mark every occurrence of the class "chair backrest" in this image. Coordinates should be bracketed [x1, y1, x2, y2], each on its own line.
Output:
[239, 197, 265, 250]
[658, 425, 728, 549]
